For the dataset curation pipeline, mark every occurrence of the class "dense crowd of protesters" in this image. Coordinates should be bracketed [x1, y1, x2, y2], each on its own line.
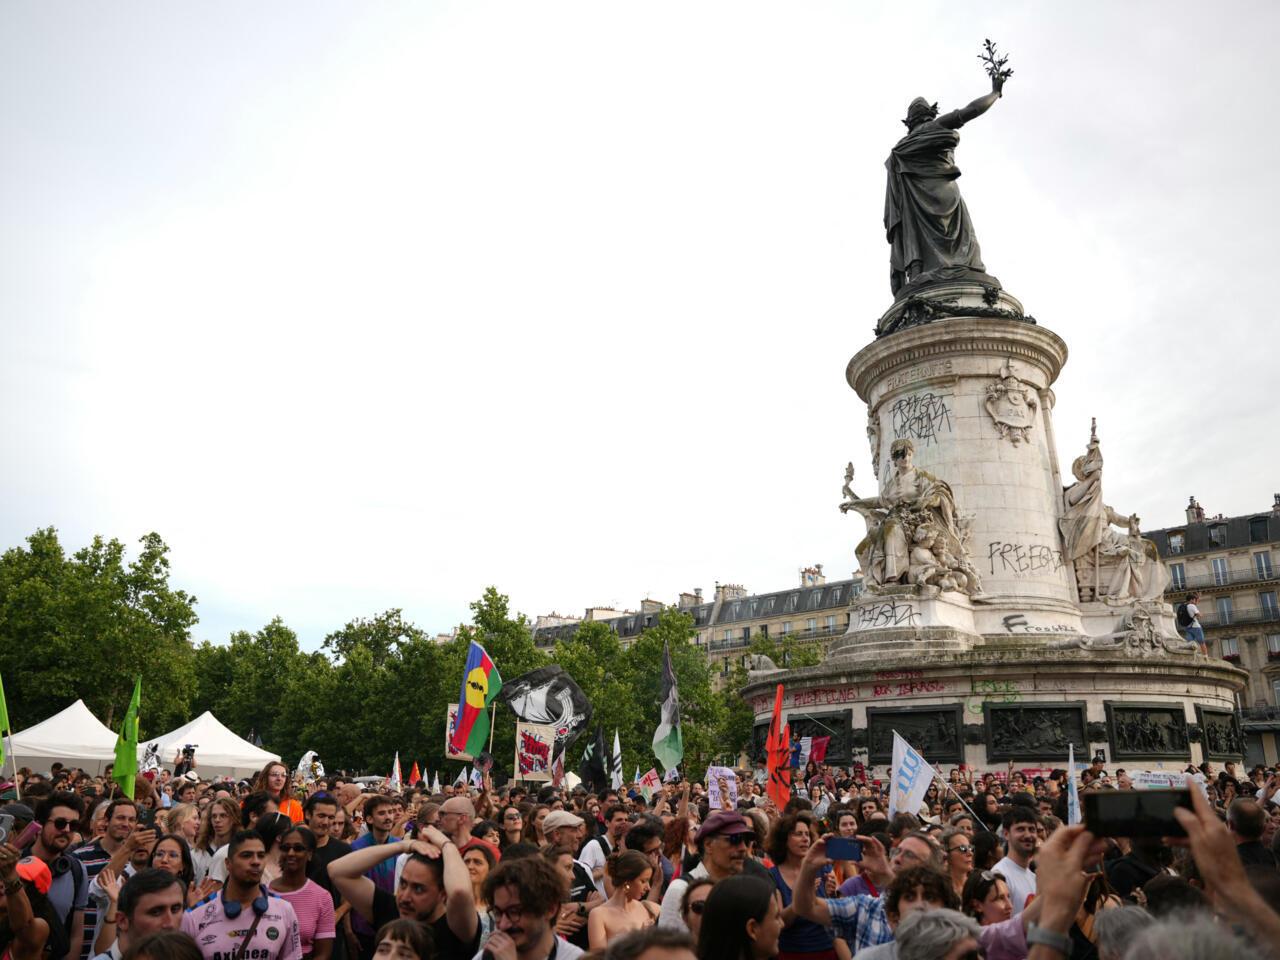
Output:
[3, 754, 1280, 960]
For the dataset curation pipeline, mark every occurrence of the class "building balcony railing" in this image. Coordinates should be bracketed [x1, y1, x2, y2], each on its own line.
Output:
[1242, 706, 1280, 721]
[1167, 566, 1277, 593]
[709, 625, 849, 653]
[1201, 608, 1280, 629]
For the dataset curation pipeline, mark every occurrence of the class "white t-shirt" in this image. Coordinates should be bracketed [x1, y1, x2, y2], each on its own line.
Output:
[206, 844, 229, 883]
[578, 835, 613, 896]
[991, 856, 1036, 914]
[1187, 602, 1201, 623]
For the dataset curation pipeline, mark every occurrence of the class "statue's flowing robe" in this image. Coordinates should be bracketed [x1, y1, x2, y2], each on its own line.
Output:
[884, 120, 986, 290]
[1060, 452, 1107, 562]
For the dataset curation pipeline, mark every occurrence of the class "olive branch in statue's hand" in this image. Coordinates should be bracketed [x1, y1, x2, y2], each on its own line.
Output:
[979, 39, 1013, 93]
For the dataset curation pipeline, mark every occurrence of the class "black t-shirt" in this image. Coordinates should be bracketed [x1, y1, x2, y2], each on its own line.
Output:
[564, 862, 595, 950]
[369, 888, 481, 960]
[309, 838, 354, 900]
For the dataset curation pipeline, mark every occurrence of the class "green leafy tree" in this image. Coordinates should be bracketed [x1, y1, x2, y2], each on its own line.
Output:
[720, 633, 821, 761]
[0, 528, 197, 735]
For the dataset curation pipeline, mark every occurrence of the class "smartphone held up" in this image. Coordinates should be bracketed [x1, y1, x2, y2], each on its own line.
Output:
[1082, 788, 1193, 838]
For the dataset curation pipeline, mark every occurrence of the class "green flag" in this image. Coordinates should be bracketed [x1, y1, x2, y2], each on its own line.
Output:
[652, 640, 683, 773]
[0, 671, 10, 769]
[113, 678, 141, 799]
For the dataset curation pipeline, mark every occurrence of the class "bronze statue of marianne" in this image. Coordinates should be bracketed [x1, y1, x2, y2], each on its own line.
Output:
[885, 41, 1012, 298]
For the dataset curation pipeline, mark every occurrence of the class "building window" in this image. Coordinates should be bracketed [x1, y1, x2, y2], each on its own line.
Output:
[722, 629, 733, 643]
[844, 612, 852, 628]
[1216, 596, 1233, 624]
[1209, 525, 1227, 548]
[759, 624, 769, 638]
[831, 587, 842, 604]
[805, 617, 817, 634]
[1170, 563, 1186, 590]
[1266, 634, 1280, 655]
[1252, 518, 1271, 544]
[731, 603, 741, 619]
[808, 592, 822, 609]
[1257, 552, 1275, 580]
[1169, 532, 1185, 554]
[741, 627, 751, 641]
[1261, 592, 1280, 620]
[824, 615, 837, 632]
[1222, 637, 1240, 658]
[781, 621, 792, 635]
[1273, 679, 1280, 706]
[787, 594, 799, 611]
[1212, 558, 1229, 586]
[765, 598, 775, 613]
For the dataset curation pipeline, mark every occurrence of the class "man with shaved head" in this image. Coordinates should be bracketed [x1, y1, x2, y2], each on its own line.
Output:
[439, 796, 476, 848]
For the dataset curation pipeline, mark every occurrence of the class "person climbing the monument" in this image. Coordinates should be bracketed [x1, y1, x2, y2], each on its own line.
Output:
[1177, 592, 1207, 656]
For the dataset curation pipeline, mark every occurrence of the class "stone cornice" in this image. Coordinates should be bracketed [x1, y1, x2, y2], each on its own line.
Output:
[847, 319, 1070, 402]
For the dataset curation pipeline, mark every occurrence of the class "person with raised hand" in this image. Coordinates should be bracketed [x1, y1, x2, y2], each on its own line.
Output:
[1021, 823, 1105, 960]
[1166, 773, 1280, 948]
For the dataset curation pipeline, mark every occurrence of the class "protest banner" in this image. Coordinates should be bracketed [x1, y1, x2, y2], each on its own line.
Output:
[706, 765, 739, 808]
[515, 722, 555, 781]
[445, 703, 474, 762]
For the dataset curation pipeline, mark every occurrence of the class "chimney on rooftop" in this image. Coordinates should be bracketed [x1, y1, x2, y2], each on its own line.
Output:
[1186, 496, 1206, 524]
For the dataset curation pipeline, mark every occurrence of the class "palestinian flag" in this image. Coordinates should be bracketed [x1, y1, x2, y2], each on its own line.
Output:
[449, 642, 502, 756]
[652, 640, 683, 773]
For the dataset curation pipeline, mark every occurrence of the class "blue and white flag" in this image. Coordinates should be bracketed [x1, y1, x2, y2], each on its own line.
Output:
[1067, 743, 1081, 825]
[889, 731, 936, 818]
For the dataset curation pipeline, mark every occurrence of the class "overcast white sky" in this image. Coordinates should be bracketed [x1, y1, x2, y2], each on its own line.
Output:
[3, 2, 1276, 650]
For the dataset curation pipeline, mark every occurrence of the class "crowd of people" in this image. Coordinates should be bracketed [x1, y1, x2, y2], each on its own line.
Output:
[2, 753, 1280, 960]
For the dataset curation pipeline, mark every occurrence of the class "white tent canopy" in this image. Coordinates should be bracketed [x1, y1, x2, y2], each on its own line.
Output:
[8, 699, 119, 773]
[143, 711, 279, 778]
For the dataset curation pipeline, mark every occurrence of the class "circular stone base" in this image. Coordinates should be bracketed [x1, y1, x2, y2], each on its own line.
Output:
[741, 644, 1247, 774]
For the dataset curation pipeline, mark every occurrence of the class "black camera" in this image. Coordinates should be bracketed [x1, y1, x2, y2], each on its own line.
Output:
[182, 744, 198, 759]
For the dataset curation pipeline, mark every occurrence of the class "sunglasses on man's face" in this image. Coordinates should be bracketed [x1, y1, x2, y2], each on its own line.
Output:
[713, 833, 749, 847]
[49, 818, 77, 831]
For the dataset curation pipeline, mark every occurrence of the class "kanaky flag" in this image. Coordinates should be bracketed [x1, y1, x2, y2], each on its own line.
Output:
[449, 641, 502, 756]
[408, 762, 422, 787]
[765, 684, 791, 808]
[389, 752, 403, 791]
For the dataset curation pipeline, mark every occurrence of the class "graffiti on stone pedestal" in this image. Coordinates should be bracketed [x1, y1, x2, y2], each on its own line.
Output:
[857, 599, 921, 629]
[966, 678, 1022, 716]
[987, 541, 1066, 577]
[890, 392, 953, 447]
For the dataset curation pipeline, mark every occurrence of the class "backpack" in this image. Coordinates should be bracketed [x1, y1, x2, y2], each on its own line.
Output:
[1175, 603, 1192, 628]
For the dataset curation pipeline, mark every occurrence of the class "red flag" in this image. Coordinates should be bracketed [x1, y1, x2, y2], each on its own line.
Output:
[810, 736, 831, 764]
[765, 684, 791, 808]
[408, 761, 422, 787]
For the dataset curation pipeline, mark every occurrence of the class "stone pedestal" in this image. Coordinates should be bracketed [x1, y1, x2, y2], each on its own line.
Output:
[743, 285, 1249, 772]
[848, 288, 1082, 635]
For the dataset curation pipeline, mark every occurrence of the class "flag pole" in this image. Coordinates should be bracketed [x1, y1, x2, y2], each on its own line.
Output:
[5, 733, 19, 801]
[933, 774, 993, 833]
[488, 702, 496, 754]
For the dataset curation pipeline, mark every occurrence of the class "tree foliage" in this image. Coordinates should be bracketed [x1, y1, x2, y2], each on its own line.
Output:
[2, 527, 764, 782]
[0, 528, 198, 735]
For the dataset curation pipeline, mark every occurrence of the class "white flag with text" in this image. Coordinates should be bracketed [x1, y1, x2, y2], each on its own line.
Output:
[889, 731, 936, 818]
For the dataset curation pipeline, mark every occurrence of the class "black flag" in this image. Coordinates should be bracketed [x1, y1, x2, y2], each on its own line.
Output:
[579, 725, 608, 792]
[498, 665, 593, 757]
